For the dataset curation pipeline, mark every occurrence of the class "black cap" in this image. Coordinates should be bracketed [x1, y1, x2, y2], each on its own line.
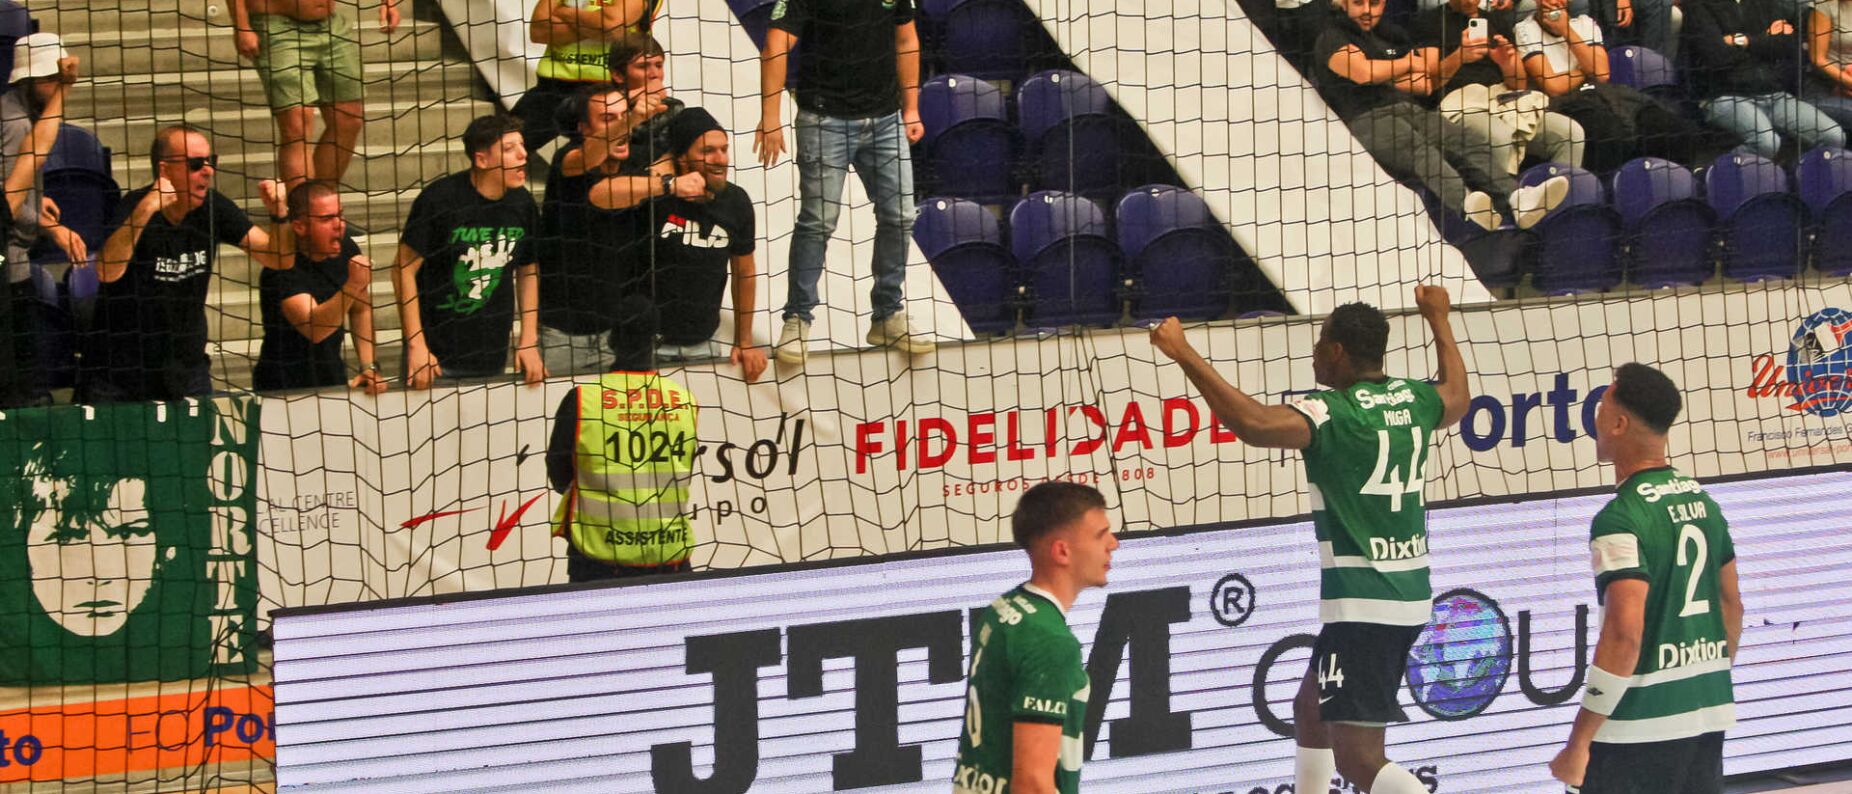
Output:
[665, 106, 724, 160]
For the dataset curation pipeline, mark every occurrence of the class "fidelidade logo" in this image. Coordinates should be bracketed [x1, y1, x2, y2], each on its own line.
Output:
[1405, 588, 1513, 720]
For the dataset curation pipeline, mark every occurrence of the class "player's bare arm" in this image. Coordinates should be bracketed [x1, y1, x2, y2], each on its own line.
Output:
[1150, 317, 1313, 450]
[1551, 577, 1648, 787]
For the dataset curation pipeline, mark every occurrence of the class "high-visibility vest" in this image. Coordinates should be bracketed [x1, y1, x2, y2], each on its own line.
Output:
[534, 0, 660, 82]
[552, 371, 698, 566]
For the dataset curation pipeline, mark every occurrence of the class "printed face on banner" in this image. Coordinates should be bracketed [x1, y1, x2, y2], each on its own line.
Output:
[18, 443, 168, 637]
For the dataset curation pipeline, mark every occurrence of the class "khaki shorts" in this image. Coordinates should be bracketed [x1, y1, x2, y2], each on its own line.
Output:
[253, 12, 364, 108]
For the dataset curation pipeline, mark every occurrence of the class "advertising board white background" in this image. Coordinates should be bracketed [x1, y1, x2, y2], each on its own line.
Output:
[273, 468, 1852, 793]
[256, 283, 1852, 617]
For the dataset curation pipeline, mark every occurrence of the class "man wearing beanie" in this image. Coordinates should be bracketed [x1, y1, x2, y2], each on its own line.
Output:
[626, 107, 766, 381]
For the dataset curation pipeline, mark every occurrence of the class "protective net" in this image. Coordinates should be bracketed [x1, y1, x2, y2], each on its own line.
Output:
[5, 0, 1852, 788]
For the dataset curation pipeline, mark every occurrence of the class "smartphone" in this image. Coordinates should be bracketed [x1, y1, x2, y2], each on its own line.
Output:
[1467, 17, 1490, 41]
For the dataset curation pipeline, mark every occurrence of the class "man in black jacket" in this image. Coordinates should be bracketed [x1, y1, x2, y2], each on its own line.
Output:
[1683, 0, 1845, 160]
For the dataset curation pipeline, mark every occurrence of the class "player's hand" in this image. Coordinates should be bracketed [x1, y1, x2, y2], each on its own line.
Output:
[1149, 317, 1195, 362]
[754, 118, 786, 167]
[903, 108, 926, 144]
[1414, 284, 1452, 325]
[406, 341, 441, 390]
[258, 178, 287, 219]
[380, 1, 403, 34]
[515, 345, 548, 386]
[733, 344, 768, 382]
[350, 367, 389, 395]
[235, 28, 261, 61]
[1549, 744, 1589, 787]
[671, 171, 707, 199]
[43, 199, 88, 265]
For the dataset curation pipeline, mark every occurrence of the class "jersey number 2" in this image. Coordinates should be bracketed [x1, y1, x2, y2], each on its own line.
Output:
[1676, 523, 1711, 618]
[1362, 428, 1426, 512]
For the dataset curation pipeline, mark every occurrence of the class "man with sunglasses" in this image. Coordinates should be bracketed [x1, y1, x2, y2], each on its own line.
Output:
[84, 125, 292, 403]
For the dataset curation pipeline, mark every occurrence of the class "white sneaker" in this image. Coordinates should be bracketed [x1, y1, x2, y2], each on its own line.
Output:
[1463, 190, 1499, 231]
[1511, 175, 1571, 230]
[775, 317, 809, 366]
[866, 312, 936, 355]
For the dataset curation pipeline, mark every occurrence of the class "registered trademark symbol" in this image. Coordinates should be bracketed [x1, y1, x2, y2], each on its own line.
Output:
[1210, 573, 1256, 627]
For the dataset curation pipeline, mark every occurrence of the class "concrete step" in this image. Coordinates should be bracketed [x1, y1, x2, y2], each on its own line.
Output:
[84, 96, 498, 161]
[65, 59, 481, 119]
[58, 18, 445, 78]
[210, 139, 469, 198]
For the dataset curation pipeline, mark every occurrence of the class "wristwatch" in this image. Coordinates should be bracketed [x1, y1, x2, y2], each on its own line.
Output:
[660, 173, 674, 197]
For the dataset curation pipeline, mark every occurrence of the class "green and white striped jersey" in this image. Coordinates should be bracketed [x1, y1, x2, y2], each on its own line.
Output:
[952, 584, 1089, 794]
[1589, 466, 1737, 744]
[1289, 377, 1445, 626]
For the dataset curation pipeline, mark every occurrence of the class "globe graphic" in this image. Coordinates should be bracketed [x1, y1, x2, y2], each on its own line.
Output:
[1785, 307, 1852, 418]
[1405, 589, 1514, 720]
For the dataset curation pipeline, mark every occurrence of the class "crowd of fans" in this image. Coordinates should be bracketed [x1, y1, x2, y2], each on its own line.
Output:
[1256, 0, 1852, 228]
[4, 0, 1850, 408]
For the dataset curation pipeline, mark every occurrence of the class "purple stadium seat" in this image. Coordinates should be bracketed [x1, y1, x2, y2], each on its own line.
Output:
[1707, 151, 1805, 281]
[27, 262, 74, 388]
[1117, 185, 1234, 321]
[1608, 46, 1678, 93]
[0, 2, 28, 97]
[1010, 191, 1122, 327]
[1018, 70, 1123, 199]
[1612, 157, 1715, 287]
[923, 0, 1040, 81]
[1519, 163, 1623, 294]
[914, 197, 1017, 334]
[917, 74, 1016, 201]
[1797, 146, 1852, 276]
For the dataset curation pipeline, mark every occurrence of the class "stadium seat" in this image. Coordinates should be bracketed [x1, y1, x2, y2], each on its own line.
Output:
[922, 0, 1041, 81]
[45, 123, 109, 177]
[0, 2, 28, 97]
[1612, 157, 1715, 287]
[1018, 70, 1124, 200]
[1707, 151, 1806, 281]
[1797, 146, 1852, 276]
[38, 127, 120, 253]
[1117, 185, 1234, 321]
[27, 261, 74, 388]
[916, 74, 1016, 202]
[914, 196, 1017, 334]
[1010, 191, 1123, 327]
[1520, 164, 1623, 294]
[1607, 46, 1678, 94]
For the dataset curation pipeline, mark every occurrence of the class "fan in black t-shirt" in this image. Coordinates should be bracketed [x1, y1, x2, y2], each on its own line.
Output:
[86, 126, 292, 404]
[392, 115, 545, 389]
[254, 182, 384, 393]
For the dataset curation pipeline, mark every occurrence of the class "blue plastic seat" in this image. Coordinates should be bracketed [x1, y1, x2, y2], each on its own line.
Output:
[1797, 146, 1852, 276]
[1612, 157, 1715, 287]
[914, 196, 1017, 334]
[1707, 151, 1806, 281]
[1009, 191, 1122, 327]
[922, 0, 1040, 81]
[1018, 70, 1122, 200]
[1117, 185, 1234, 321]
[917, 74, 1016, 202]
[1520, 164, 1623, 294]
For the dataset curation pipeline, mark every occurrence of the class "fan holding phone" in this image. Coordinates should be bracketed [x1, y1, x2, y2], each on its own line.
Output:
[1413, 0, 1584, 179]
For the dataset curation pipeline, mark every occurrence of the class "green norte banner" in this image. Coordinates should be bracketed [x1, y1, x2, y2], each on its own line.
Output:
[0, 398, 260, 684]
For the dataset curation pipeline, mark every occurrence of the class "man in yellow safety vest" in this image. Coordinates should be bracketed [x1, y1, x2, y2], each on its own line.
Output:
[547, 295, 697, 581]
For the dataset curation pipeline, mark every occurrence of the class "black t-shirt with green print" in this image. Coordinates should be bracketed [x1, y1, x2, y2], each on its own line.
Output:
[402, 171, 539, 376]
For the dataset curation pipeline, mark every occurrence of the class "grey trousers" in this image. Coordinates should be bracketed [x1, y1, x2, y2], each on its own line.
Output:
[1346, 101, 1516, 215]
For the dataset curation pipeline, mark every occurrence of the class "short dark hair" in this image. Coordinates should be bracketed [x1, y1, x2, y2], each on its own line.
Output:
[1011, 482, 1106, 550]
[609, 294, 659, 371]
[1323, 302, 1389, 370]
[1610, 362, 1681, 434]
[149, 123, 207, 178]
[285, 180, 340, 221]
[606, 33, 666, 86]
[462, 114, 523, 158]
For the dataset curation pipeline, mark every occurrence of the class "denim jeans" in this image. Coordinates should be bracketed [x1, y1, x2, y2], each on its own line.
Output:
[782, 109, 915, 325]
[539, 323, 613, 377]
[1702, 92, 1847, 160]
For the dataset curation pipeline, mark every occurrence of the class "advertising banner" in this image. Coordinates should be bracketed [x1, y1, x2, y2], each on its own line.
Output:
[256, 283, 1852, 615]
[0, 398, 261, 685]
[0, 685, 275, 783]
[271, 468, 1852, 793]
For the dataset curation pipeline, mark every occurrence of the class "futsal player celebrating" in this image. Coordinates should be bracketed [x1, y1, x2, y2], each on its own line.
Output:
[951, 482, 1119, 794]
[1150, 285, 1469, 794]
[1550, 363, 1741, 793]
